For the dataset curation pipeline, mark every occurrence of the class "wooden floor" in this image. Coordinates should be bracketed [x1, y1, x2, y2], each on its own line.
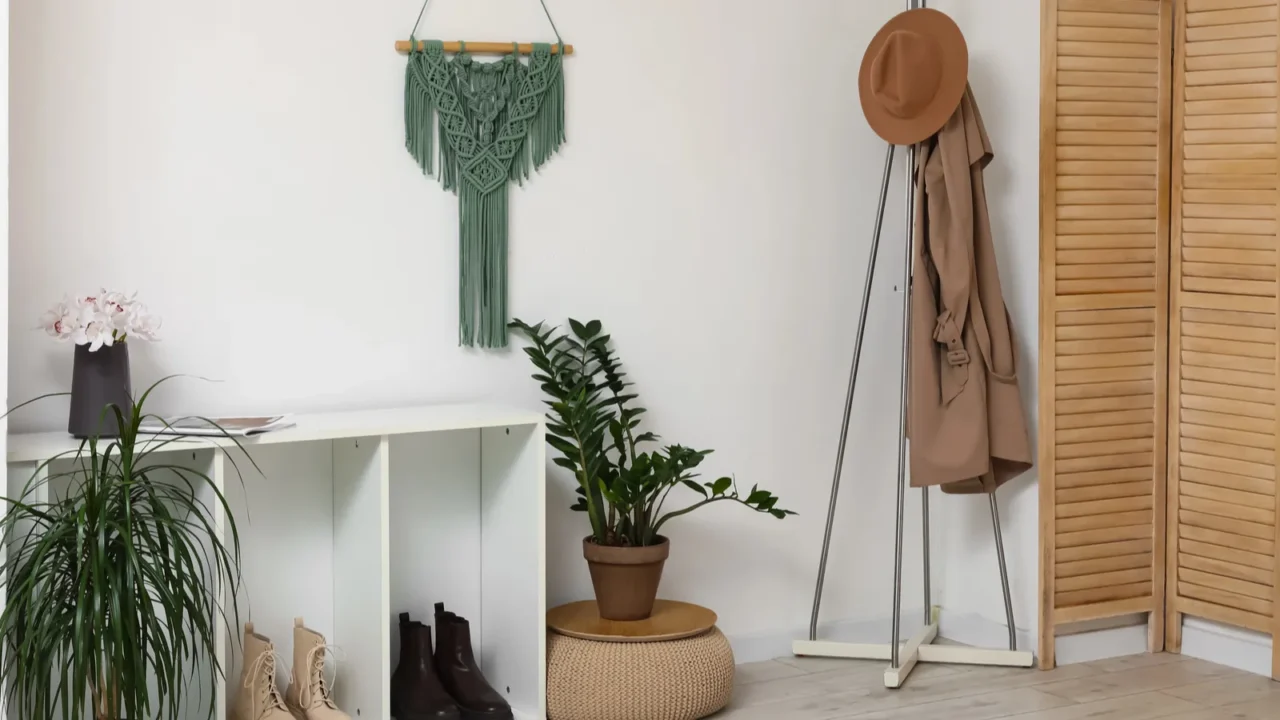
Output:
[721, 652, 1279, 719]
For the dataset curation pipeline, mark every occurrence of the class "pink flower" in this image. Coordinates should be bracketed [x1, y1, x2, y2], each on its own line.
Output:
[40, 298, 77, 341]
[41, 290, 161, 351]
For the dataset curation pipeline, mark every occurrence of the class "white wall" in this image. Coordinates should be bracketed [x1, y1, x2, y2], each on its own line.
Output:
[9, 0, 1042, 659]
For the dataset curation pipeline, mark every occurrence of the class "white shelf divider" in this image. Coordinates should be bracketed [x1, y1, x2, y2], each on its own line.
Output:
[480, 424, 546, 717]
[333, 435, 390, 720]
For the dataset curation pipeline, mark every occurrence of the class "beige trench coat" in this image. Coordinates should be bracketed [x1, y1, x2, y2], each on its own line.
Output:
[907, 88, 1033, 494]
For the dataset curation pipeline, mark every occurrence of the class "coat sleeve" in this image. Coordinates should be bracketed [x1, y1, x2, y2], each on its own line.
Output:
[923, 98, 979, 404]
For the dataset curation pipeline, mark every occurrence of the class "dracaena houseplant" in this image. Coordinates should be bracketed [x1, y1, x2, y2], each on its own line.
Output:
[0, 380, 250, 720]
[510, 318, 794, 547]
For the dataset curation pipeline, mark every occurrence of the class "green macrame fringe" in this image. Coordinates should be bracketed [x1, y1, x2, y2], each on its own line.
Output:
[458, 184, 508, 348]
[509, 57, 566, 185]
[404, 44, 565, 348]
[404, 58, 437, 176]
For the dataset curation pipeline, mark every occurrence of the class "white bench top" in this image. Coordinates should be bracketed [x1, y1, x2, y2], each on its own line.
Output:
[7, 404, 544, 462]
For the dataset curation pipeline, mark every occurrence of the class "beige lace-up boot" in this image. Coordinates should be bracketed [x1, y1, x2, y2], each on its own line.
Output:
[285, 618, 350, 720]
[234, 623, 294, 720]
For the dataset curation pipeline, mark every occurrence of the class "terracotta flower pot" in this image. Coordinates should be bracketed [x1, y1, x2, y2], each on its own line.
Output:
[583, 536, 670, 621]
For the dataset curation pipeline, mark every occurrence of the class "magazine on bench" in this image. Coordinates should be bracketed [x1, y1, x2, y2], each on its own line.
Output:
[139, 415, 295, 437]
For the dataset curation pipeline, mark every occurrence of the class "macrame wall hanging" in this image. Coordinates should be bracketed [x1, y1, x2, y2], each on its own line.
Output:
[399, 0, 573, 348]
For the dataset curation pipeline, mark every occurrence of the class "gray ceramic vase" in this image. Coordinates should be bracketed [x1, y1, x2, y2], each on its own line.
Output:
[68, 342, 133, 438]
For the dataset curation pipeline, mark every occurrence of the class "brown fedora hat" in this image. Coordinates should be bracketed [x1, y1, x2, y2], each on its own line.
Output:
[859, 9, 968, 145]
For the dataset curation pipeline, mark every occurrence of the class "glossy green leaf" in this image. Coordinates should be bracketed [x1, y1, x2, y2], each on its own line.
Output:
[682, 480, 708, 498]
[509, 318, 794, 547]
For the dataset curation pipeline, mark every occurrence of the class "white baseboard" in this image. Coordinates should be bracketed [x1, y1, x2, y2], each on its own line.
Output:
[1181, 616, 1271, 677]
[1055, 624, 1148, 665]
[726, 608, 928, 665]
[943, 610, 1155, 665]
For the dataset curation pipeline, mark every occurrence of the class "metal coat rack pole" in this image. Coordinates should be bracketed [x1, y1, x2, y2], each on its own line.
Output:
[790, 0, 1033, 688]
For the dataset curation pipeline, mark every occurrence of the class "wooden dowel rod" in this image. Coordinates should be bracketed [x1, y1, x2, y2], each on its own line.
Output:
[395, 40, 574, 55]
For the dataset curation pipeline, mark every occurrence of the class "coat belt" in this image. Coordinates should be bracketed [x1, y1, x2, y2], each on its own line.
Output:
[932, 310, 970, 367]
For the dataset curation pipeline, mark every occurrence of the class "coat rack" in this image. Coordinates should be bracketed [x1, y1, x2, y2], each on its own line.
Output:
[791, 0, 1034, 688]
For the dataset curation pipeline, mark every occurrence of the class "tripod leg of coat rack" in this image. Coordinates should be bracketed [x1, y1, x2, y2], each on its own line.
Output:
[888, 137, 921, 681]
[902, 493, 1030, 671]
[803, 142, 896, 654]
[793, 139, 928, 667]
[992, 493, 1017, 651]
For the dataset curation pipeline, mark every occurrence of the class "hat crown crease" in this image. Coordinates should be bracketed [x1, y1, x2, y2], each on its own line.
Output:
[872, 30, 941, 119]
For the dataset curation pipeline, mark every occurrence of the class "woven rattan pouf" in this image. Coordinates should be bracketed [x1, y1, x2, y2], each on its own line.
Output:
[546, 601, 735, 720]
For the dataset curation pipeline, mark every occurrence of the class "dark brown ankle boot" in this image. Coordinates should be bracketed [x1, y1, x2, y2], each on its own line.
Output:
[391, 613, 461, 720]
[433, 603, 513, 720]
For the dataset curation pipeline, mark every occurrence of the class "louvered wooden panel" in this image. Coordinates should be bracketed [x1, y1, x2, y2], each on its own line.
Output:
[1168, 0, 1280, 678]
[1040, 0, 1172, 669]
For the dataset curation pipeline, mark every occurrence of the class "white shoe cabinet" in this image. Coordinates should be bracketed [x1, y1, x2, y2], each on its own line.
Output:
[4, 405, 547, 720]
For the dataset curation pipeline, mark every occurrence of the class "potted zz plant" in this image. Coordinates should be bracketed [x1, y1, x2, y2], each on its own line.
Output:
[511, 318, 794, 621]
[0, 381, 248, 720]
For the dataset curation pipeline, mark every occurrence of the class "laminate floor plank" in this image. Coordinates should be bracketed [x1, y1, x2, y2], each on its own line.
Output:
[1035, 656, 1238, 704]
[717, 651, 1253, 720]
[1162, 673, 1280, 707]
[1164, 697, 1280, 719]
[833, 687, 1074, 720]
[999, 691, 1201, 719]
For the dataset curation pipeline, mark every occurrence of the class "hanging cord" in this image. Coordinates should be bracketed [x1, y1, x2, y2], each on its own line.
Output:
[537, 0, 564, 49]
[410, 0, 431, 39]
[408, 0, 564, 52]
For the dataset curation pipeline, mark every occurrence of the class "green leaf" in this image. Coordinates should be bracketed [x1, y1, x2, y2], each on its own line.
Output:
[546, 435, 578, 458]
[510, 317, 795, 546]
[682, 480, 708, 498]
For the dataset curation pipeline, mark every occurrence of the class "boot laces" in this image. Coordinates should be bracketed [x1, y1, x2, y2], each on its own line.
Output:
[297, 642, 342, 708]
[244, 648, 288, 716]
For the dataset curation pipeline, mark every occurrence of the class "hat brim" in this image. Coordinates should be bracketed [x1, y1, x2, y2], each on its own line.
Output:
[859, 9, 969, 146]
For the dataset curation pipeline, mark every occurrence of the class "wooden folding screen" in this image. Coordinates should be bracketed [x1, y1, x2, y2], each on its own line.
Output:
[1167, 0, 1280, 675]
[1039, 0, 1173, 668]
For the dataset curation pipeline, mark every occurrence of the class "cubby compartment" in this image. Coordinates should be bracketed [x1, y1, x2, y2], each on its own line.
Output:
[387, 425, 545, 719]
[223, 437, 384, 720]
[4, 406, 547, 720]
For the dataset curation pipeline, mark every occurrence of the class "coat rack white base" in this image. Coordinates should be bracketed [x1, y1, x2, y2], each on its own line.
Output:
[791, 612, 1034, 688]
